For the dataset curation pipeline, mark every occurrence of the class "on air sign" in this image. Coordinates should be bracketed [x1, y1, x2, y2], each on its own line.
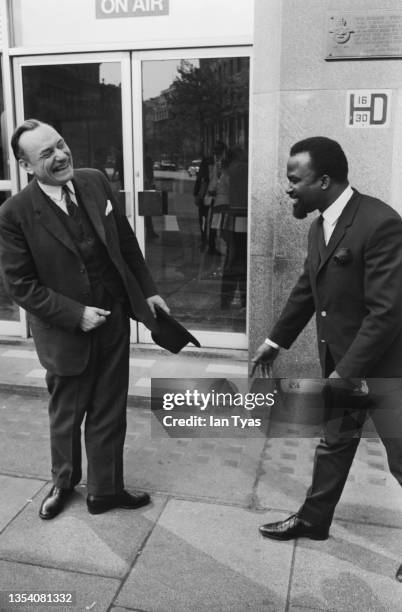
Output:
[347, 90, 391, 128]
[96, 0, 169, 19]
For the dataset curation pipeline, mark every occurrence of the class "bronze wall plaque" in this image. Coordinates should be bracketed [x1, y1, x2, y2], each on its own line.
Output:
[326, 10, 402, 59]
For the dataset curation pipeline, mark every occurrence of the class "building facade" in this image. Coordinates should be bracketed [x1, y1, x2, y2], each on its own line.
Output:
[0, 0, 400, 373]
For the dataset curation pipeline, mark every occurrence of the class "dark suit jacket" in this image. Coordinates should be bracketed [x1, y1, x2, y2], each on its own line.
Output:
[0, 169, 158, 375]
[270, 190, 402, 378]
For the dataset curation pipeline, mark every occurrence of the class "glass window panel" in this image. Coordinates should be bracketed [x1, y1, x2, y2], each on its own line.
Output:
[0, 192, 20, 321]
[0, 59, 10, 180]
[21, 62, 124, 205]
[142, 57, 249, 333]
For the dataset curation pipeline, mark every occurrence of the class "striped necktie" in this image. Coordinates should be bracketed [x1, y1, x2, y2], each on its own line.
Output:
[63, 185, 76, 217]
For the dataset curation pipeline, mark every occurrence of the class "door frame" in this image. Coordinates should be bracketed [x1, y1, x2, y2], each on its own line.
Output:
[12, 46, 252, 349]
[132, 46, 252, 349]
[12, 51, 141, 341]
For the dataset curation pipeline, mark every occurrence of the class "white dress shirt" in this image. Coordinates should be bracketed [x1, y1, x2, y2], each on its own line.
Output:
[321, 184, 353, 244]
[37, 180, 77, 215]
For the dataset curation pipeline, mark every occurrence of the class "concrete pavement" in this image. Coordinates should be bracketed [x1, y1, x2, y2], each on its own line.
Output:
[0, 340, 401, 611]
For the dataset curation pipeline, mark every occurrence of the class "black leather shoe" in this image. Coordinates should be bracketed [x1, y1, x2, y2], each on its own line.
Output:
[87, 490, 150, 515]
[39, 485, 73, 520]
[396, 564, 402, 582]
[259, 514, 329, 541]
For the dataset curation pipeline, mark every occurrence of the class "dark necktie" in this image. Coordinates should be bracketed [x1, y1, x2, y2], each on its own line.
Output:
[317, 215, 327, 262]
[63, 185, 76, 217]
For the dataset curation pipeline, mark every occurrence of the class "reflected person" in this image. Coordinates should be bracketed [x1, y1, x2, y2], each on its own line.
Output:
[220, 146, 248, 309]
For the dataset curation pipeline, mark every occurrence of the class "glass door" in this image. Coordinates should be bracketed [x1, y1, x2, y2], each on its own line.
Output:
[13, 48, 251, 348]
[0, 55, 24, 335]
[133, 48, 251, 349]
[13, 52, 138, 340]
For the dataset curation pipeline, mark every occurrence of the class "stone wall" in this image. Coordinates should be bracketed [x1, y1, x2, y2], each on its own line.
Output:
[249, 0, 402, 376]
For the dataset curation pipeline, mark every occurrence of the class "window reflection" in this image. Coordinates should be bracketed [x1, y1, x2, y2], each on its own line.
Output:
[0, 192, 20, 321]
[142, 57, 249, 333]
[21, 63, 124, 203]
[0, 60, 9, 180]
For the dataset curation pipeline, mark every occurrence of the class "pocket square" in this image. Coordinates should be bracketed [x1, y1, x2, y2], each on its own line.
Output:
[105, 200, 113, 216]
[333, 247, 353, 266]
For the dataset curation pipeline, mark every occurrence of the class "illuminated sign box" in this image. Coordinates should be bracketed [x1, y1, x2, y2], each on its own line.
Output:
[96, 0, 169, 19]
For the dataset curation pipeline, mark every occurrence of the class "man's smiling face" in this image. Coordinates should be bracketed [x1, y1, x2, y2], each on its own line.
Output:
[18, 123, 74, 186]
[286, 151, 325, 219]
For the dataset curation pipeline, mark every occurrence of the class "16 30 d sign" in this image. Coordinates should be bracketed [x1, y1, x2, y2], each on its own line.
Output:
[347, 90, 391, 128]
[96, 0, 169, 19]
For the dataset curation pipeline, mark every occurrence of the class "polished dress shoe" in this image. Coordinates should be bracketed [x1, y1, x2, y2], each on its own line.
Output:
[396, 564, 402, 582]
[39, 485, 73, 520]
[87, 490, 150, 515]
[259, 513, 329, 541]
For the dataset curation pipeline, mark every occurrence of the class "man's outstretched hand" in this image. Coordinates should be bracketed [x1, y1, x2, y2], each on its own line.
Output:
[250, 342, 279, 377]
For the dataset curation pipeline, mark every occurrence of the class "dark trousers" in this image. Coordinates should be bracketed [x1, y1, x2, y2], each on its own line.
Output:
[45, 299, 130, 495]
[221, 230, 247, 308]
[298, 378, 402, 526]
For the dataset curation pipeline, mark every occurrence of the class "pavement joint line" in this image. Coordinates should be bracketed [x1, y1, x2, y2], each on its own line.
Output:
[108, 607, 147, 612]
[0, 470, 48, 482]
[0, 480, 48, 537]
[108, 495, 171, 612]
[289, 605, 329, 611]
[0, 555, 123, 582]
[134, 490, 265, 510]
[249, 414, 273, 510]
[0, 383, 151, 407]
[284, 540, 298, 612]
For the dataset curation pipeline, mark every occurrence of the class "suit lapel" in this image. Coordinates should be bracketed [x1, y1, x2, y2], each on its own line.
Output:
[32, 180, 79, 255]
[317, 190, 360, 273]
[72, 173, 107, 245]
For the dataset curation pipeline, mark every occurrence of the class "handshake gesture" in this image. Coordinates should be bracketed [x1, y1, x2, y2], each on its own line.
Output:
[250, 341, 279, 377]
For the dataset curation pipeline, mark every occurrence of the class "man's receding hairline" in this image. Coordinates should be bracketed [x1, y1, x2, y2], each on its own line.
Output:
[17, 121, 54, 160]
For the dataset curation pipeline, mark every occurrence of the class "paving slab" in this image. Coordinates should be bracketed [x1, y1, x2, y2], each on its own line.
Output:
[0, 475, 45, 532]
[0, 489, 167, 578]
[117, 500, 293, 612]
[0, 390, 266, 505]
[256, 438, 316, 511]
[333, 438, 402, 527]
[289, 521, 402, 611]
[256, 437, 402, 527]
[124, 408, 265, 504]
[0, 343, 248, 398]
[0, 392, 51, 479]
[0, 560, 119, 612]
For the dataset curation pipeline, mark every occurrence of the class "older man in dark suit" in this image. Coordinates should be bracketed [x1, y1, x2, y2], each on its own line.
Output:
[252, 137, 402, 577]
[0, 119, 169, 519]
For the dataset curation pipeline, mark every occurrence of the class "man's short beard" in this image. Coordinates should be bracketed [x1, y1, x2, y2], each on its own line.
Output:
[292, 201, 307, 219]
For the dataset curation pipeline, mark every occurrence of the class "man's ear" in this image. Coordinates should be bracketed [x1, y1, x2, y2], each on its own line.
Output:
[18, 158, 33, 175]
[320, 174, 330, 190]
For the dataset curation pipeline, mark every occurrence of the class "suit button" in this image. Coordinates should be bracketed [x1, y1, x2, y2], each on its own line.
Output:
[80, 267, 86, 274]
[321, 311, 327, 317]
[320, 339, 326, 343]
